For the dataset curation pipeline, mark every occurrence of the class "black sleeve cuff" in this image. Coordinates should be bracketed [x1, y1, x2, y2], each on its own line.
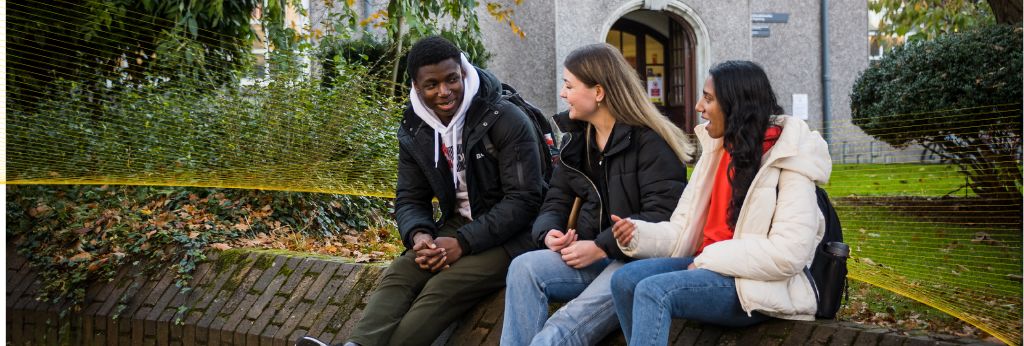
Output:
[456, 233, 473, 255]
[595, 229, 628, 260]
[405, 228, 434, 248]
[535, 229, 551, 248]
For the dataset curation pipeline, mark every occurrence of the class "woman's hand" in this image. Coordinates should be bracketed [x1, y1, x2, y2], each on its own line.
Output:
[545, 229, 578, 252]
[560, 240, 607, 269]
[610, 214, 635, 245]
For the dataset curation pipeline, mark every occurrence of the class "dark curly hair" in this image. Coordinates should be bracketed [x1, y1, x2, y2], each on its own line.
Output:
[708, 60, 784, 229]
[406, 36, 462, 82]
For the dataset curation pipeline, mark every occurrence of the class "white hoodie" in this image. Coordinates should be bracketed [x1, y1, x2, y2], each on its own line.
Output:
[409, 53, 480, 220]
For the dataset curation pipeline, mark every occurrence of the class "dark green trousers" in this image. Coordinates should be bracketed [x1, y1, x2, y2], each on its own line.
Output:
[349, 217, 511, 346]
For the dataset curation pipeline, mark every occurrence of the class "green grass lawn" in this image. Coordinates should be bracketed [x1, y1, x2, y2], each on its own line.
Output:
[837, 202, 1021, 303]
[685, 163, 973, 198]
[826, 163, 974, 198]
[820, 163, 1021, 342]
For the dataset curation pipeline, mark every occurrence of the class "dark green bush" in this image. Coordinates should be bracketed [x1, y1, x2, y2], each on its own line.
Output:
[850, 24, 1022, 199]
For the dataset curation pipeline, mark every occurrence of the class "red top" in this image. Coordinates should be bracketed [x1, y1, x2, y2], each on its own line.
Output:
[696, 126, 783, 255]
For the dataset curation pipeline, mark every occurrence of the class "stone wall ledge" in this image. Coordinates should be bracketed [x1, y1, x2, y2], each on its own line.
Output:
[7, 248, 1000, 346]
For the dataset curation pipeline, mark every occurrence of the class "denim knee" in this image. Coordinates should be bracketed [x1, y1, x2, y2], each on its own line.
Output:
[632, 276, 665, 302]
[508, 250, 549, 282]
[610, 265, 641, 298]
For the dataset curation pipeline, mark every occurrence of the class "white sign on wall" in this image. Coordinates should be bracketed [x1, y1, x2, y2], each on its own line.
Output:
[792, 94, 809, 120]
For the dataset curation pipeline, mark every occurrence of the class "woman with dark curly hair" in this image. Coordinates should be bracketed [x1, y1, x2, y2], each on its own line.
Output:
[608, 60, 833, 345]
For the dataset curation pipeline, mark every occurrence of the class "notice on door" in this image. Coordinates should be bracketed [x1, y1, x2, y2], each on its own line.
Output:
[647, 75, 663, 105]
[793, 93, 808, 120]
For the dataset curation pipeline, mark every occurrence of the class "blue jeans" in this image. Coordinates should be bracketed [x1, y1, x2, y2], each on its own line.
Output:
[501, 249, 623, 346]
[610, 257, 769, 345]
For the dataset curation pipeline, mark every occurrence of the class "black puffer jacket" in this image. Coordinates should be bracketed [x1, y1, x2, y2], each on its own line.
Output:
[395, 67, 544, 258]
[532, 112, 687, 260]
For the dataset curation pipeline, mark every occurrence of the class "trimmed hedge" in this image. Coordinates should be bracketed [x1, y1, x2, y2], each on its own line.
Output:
[850, 24, 1022, 199]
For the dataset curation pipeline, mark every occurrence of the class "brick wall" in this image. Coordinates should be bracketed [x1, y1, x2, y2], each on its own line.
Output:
[6, 248, 999, 346]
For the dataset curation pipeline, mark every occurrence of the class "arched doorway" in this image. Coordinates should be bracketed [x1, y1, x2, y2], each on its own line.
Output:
[605, 11, 698, 133]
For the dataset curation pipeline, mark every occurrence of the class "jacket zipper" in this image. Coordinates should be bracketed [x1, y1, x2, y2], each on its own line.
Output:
[560, 133, 602, 232]
[729, 151, 790, 316]
[603, 153, 610, 231]
[516, 146, 525, 186]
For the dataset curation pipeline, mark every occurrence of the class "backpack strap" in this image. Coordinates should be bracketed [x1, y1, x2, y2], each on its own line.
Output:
[482, 132, 497, 158]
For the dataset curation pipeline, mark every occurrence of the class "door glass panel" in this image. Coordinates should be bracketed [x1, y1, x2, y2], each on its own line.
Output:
[622, 32, 637, 69]
[645, 36, 665, 106]
[606, 30, 621, 50]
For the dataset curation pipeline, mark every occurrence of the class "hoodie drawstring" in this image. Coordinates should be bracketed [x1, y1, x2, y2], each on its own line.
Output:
[451, 127, 459, 186]
[434, 128, 461, 187]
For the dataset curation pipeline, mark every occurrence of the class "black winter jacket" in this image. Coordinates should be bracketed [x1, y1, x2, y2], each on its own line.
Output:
[532, 112, 687, 260]
[395, 67, 544, 258]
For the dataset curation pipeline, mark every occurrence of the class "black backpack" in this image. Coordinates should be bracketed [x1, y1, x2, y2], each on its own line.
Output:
[803, 186, 850, 319]
[485, 83, 558, 183]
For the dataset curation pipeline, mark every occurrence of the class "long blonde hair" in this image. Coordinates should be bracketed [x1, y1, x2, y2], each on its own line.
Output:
[564, 43, 693, 162]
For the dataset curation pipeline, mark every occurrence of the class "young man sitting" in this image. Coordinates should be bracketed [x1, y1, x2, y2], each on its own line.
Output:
[299, 36, 545, 346]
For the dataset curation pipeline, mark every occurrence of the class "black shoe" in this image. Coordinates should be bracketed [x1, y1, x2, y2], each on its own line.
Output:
[295, 335, 331, 346]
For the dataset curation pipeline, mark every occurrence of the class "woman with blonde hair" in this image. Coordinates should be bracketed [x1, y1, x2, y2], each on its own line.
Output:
[500, 43, 692, 345]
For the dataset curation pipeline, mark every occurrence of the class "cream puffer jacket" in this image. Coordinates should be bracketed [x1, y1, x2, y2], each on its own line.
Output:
[619, 116, 832, 321]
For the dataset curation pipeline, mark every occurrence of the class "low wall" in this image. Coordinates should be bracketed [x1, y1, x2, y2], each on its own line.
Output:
[6, 248, 998, 345]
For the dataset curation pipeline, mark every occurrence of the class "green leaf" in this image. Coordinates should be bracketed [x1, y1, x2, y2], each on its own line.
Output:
[187, 16, 198, 38]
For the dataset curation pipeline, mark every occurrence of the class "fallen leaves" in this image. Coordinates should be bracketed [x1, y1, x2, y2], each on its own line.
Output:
[8, 184, 398, 317]
[841, 281, 993, 340]
[224, 227, 401, 263]
[28, 204, 52, 218]
[209, 243, 232, 251]
[69, 252, 93, 262]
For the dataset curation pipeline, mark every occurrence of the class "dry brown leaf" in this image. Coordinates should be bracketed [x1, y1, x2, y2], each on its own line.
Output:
[210, 243, 232, 251]
[69, 252, 93, 262]
[28, 205, 51, 218]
